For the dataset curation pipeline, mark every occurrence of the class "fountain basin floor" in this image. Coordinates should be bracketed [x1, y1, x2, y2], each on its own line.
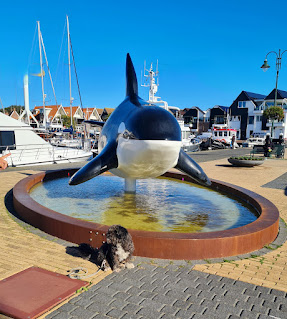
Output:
[29, 175, 258, 233]
[13, 169, 279, 260]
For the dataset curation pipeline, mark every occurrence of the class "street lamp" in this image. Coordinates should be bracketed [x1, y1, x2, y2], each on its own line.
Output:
[261, 49, 287, 107]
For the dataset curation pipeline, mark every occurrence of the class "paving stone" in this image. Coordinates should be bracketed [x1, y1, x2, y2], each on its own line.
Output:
[125, 294, 145, 305]
[268, 308, 286, 318]
[88, 291, 113, 304]
[139, 290, 157, 299]
[108, 281, 133, 292]
[70, 306, 96, 319]
[54, 303, 78, 313]
[152, 292, 177, 305]
[249, 304, 270, 315]
[186, 303, 206, 314]
[270, 289, 287, 297]
[238, 309, 260, 319]
[160, 304, 180, 316]
[108, 298, 128, 309]
[234, 300, 253, 311]
[91, 314, 109, 319]
[122, 278, 145, 288]
[262, 299, 279, 309]
[255, 285, 272, 295]
[126, 286, 143, 295]
[243, 287, 262, 298]
[122, 302, 142, 314]
[160, 313, 177, 319]
[45, 311, 61, 319]
[106, 308, 127, 318]
[67, 295, 83, 304]
[139, 282, 155, 291]
[139, 298, 165, 312]
[175, 308, 196, 319]
[172, 299, 192, 310]
[279, 303, 287, 312]
[86, 301, 113, 314]
[73, 297, 93, 308]
[163, 281, 189, 292]
[120, 313, 144, 319]
[136, 307, 163, 318]
[257, 314, 272, 319]
[46, 312, 72, 319]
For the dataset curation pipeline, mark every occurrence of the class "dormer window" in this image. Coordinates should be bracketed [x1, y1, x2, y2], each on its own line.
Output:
[238, 101, 247, 108]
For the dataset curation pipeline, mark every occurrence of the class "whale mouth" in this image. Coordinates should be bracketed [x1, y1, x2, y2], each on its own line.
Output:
[112, 138, 182, 179]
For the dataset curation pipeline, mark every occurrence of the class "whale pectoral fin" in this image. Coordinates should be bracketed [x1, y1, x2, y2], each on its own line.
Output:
[69, 142, 118, 185]
[175, 149, 211, 186]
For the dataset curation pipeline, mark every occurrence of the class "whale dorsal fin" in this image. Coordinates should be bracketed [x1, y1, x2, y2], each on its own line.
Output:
[126, 53, 138, 98]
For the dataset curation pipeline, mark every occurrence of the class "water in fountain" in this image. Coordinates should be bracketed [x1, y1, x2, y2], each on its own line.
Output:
[30, 175, 257, 233]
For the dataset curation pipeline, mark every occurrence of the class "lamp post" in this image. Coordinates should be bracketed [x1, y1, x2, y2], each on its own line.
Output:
[261, 49, 287, 108]
[261, 49, 287, 137]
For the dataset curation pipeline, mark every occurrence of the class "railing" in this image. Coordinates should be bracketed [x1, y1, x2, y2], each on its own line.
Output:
[4, 142, 91, 166]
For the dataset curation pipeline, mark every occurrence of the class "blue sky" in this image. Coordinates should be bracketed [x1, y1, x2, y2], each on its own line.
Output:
[1, 0, 287, 111]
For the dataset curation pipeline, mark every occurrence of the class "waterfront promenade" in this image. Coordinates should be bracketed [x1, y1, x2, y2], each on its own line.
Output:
[0, 148, 286, 318]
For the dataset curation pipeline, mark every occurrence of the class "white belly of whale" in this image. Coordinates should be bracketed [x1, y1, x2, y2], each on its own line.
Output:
[111, 137, 181, 179]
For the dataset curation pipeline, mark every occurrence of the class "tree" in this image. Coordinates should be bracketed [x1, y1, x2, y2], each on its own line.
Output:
[263, 106, 284, 137]
[0, 105, 24, 114]
[61, 115, 75, 128]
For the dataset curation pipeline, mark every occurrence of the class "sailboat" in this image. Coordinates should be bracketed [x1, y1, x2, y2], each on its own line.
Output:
[0, 111, 92, 166]
[0, 21, 92, 167]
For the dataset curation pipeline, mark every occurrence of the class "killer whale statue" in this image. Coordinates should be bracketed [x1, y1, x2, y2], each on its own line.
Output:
[69, 54, 211, 192]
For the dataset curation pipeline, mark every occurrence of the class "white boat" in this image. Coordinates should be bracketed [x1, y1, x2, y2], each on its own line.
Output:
[0, 112, 92, 167]
[242, 137, 265, 148]
[212, 126, 237, 146]
[141, 61, 197, 149]
[182, 137, 202, 152]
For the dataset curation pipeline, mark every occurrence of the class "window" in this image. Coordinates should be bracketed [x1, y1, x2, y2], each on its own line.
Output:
[256, 116, 262, 122]
[224, 131, 227, 136]
[248, 116, 254, 124]
[215, 115, 224, 124]
[214, 132, 218, 136]
[0, 131, 16, 151]
[219, 131, 223, 136]
[238, 101, 247, 108]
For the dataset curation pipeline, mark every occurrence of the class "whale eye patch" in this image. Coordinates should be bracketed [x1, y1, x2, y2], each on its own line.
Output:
[122, 130, 136, 140]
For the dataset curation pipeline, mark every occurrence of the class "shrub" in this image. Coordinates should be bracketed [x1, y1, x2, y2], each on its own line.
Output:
[230, 156, 264, 161]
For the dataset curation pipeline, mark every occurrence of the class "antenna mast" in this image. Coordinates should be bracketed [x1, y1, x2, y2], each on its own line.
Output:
[141, 61, 159, 103]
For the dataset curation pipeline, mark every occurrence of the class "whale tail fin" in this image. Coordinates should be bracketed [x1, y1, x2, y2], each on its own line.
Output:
[126, 53, 140, 105]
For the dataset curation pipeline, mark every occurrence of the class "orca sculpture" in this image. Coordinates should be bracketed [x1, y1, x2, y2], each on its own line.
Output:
[69, 54, 211, 192]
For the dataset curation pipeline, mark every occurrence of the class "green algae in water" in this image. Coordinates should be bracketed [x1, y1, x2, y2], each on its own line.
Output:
[30, 175, 257, 233]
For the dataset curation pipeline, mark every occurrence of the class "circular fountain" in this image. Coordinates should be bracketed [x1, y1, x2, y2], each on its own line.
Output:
[13, 169, 279, 260]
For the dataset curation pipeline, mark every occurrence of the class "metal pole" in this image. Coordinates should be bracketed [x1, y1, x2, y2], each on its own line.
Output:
[67, 15, 73, 127]
[274, 49, 281, 108]
[37, 21, 46, 130]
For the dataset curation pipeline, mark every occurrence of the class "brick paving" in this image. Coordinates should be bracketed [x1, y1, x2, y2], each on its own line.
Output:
[46, 264, 287, 319]
[1, 149, 287, 318]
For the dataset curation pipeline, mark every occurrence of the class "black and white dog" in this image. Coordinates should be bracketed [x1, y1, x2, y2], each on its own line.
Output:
[78, 225, 134, 272]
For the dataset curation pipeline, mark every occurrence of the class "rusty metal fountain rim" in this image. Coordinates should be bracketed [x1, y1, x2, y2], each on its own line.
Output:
[13, 169, 279, 240]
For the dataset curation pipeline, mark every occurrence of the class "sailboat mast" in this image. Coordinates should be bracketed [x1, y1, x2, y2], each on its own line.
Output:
[0, 97, 4, 113]
[37, 21, 46, 129]
[67, 15, 73, 127]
